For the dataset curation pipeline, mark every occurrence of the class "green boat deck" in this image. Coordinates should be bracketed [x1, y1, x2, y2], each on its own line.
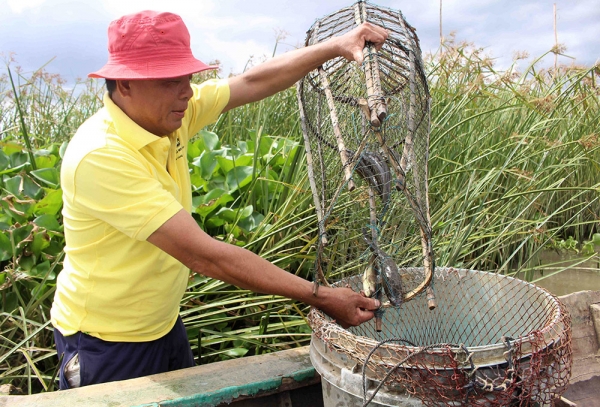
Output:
[0, 347, 322, 407]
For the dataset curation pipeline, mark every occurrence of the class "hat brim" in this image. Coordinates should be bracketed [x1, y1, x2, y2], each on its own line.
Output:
[88, 57, 218, 80]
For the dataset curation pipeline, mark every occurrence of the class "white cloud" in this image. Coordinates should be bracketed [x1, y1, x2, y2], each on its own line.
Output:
[98, 0, 216, 19]
[1, 0, 597, 84]
[6, 0, 46, 14]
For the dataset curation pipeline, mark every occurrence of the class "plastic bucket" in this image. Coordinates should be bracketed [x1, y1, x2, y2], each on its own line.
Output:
[310, 333, 423, 406]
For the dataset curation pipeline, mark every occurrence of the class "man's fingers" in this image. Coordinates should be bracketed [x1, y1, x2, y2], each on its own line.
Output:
[360, 297, 381, 311]
[353, 49, 365, 65]
[355, 308, 376, 325]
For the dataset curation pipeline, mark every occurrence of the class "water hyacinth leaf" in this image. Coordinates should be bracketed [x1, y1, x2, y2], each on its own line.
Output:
[0, 151, 9, 171]
[216, 154, 253, 174]
[30, 231, 50, 256]
[236, 141, 249, 155]
[237, 212, 265, 233]
[22, 175, 43, 199]
[59, 141, 69, 158]
[28, 260, 50, 279]
[214, 206, 252, 223]
[3, 142, 24, 156]
[258, 135, 273, 156]
[31, 168, 60, 188]
[197, 151, 219, 180]
[225, 166, 253, 192]
[34, 154, 58, 169]
[224, 223, 243, 239]
[33, 189, 63, 216]
[34, 214, 62, 232]
[205, 217, 225, 228]
[13, 224, 33, 246]
[190, 172, 206, 190]
[45, 239, 64, 257]
[3, 201, 28, 224]
[5, 176, 22, 196]
[48, 144, 60, 156]
[3, 292, 18, 313]
[18, 254, 35, 271]
[201, 130, 220, 152]
[206, 175, 227, 192]
[238, 205, 253, 219]
[582, 242, 595, 255]
[193, 189, 233, 218]
[10, 151, 29, 168]
[15, 199, 35, 221]
[224, 347, 249, 358]
[187, 138, 202, 159]
[0, 232, 13, 261]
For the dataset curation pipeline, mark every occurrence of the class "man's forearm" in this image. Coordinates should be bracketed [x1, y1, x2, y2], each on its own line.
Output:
[148, 209, 380, 327]
[192, 239, 380, 327]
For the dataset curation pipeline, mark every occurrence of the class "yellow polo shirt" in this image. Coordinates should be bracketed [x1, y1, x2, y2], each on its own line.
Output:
[51, 79, 230, 342]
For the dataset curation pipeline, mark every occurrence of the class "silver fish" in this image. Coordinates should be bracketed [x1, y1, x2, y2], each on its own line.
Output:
[361, 262, 378, 298]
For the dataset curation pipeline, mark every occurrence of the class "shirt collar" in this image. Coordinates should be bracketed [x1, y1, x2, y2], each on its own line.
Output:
[103, 92, 165, 150]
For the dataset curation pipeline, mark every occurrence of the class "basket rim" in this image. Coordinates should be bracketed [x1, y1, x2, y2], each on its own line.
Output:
[309, 267, 568, 358]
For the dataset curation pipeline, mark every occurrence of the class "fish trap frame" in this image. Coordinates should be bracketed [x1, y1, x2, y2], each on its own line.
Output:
[297, 0, 434, 308]
[299, 2, 573, 406]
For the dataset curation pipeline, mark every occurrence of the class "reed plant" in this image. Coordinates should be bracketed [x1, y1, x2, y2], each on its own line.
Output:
[0, 38, 598, 394]
[426, 38, 600, 276]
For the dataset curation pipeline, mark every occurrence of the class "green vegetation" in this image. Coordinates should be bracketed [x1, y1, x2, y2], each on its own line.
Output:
[0, 40, 599, 394]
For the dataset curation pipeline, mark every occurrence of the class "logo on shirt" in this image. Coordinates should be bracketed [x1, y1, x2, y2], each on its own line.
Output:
[176, 137, 185, 160]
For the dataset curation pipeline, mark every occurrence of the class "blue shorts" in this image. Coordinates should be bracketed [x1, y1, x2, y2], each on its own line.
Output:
[54, 316, 195, 389]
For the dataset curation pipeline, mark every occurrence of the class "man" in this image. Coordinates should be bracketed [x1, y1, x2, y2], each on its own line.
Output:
[50, 10, 387, 389]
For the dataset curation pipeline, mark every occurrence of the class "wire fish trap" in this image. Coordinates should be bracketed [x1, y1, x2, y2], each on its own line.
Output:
[309, 268, 573, 406]
[297, 1, 434, 311]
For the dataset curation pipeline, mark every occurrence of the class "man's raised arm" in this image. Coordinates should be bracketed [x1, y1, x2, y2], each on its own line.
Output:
[223, 22, 388, 112]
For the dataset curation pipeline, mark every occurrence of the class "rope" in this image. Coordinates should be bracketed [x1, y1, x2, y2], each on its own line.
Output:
[361, 339, 458, 407]
[360, 336, 518, 406]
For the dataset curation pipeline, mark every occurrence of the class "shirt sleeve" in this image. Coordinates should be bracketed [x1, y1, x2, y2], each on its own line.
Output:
[71, 147, 183, 241]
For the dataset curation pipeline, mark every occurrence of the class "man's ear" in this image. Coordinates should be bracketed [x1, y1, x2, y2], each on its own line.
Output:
[115, 80, 132, 97]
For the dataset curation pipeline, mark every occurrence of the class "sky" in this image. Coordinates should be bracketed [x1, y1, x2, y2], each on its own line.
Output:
[1, 0, 599, 84]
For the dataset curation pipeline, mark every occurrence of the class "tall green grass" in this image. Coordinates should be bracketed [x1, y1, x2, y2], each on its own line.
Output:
[426, 40, 599, 275]
[0, 39, 598, 394]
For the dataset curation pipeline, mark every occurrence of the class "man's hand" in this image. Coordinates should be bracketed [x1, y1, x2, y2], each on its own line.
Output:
[334, 22, 389, 65]
[225, 22, 389, 112]
[314, 285, 381, 328]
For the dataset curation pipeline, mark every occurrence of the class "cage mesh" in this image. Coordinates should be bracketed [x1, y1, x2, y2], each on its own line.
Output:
[297, 0, 433, 307]
[299, 2, 572, 406]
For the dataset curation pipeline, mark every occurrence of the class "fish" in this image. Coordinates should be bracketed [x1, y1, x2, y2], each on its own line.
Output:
[361, 261, 378, 298]
[362, 227, 403, 306]
[350, 150, 392, 203]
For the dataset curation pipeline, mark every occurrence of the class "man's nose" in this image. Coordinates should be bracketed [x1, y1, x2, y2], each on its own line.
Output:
[181, 78, 193, 100]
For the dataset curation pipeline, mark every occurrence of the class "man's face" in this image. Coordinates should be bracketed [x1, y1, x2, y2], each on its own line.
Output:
[122, 75, 194, 137]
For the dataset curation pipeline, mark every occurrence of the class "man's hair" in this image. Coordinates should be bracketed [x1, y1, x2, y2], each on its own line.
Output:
[105, 79, 116, 96]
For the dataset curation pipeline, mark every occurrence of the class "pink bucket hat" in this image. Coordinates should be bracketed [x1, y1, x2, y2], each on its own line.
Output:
[89, 10, 217, 79]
